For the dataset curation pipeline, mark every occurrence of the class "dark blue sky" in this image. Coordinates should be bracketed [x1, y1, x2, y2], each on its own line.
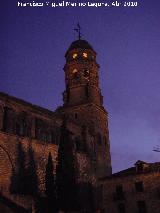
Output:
[1, 0, 160, 172]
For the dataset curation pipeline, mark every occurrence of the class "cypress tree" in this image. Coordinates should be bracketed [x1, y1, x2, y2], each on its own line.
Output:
[10, 139, 26, 194]
[45, 152, 57, 212]
[25, 143, 38, 196]
[56, 118, 78, 212]
[45, 152, 55, 197]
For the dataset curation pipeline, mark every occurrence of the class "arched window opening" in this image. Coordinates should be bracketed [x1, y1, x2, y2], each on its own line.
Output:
[85, 84, 89, 98]
[83, 69, 89, 78]
[3, 107, 16, 134]
[93, 142, 96, 160]
[97, 133, 102, 145]
[74, 113, 78, 119]
[103, 136, 108, 146]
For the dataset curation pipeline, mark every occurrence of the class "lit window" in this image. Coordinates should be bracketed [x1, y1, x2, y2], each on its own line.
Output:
[83, 52, 88, 58]
[72, 69, 79, 80]
[73, 53, 77, 59]
[72, 69, 78, 74]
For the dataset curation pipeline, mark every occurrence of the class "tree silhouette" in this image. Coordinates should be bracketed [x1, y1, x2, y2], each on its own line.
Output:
[45, 152, 55, 197]
[45, 152, 57, 213]
[25, 143, 38, 196]
[78, 182, 94, 213]
[56, 118, 79, 212]
[10, 139, 26, 194]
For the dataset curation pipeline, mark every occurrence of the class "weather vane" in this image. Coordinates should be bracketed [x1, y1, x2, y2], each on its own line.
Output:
[74, 23, 82, 40]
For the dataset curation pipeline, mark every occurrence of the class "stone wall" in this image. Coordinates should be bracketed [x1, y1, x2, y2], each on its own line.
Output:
[0, 92, 96, 211]
[102, 171, 160, 213]
[59, 103, 112, 178]
[0, 131, 58, 193]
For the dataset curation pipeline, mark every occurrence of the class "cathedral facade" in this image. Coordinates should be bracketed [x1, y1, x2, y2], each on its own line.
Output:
[0, 39, 111, 211]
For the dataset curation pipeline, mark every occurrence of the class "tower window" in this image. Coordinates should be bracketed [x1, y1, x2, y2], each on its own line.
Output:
[72, 69, 79, 80]
[97, 133, 102, 145]
[103, 136, 107, 146]
[83, 52, 88, 58]
[73, 53, 78, 59]
[116, 185, 123, 196]
[74, 72, 78, 79]
[135, 181, 144, 192]
[92, 140, 96, 160]
[85, 84, 89, 98]
[114, 185, 125, 201]
[74, 113, 78, 119]
[66, 88, 70, 102]
[83, 69, 90, 78]
[73, 69, 78, 73]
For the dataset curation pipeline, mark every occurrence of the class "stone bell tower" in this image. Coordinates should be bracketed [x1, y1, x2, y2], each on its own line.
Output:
[61, 38, 112, 178]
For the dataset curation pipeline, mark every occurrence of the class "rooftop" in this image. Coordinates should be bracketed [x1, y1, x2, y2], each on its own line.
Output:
[100, 161, 160, 180]
[65, 39, 96, 55]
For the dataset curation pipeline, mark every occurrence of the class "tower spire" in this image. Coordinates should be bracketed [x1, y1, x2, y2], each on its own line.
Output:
[74, 23, 82, 40]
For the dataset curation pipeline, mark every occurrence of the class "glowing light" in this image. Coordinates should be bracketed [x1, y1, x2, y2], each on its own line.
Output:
[73, 69, 78, 73]
[73, 53, 78, 59]
[83, 52, 88, 58]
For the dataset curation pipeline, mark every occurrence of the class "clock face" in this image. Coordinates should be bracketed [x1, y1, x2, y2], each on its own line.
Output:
[73, 53, 78, 59]
[83, 52, 88, 58]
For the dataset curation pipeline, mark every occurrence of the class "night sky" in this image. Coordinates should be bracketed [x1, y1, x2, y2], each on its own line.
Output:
[1, 0, 160, 172]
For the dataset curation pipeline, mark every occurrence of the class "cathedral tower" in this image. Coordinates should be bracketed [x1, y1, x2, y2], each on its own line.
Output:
[62, 39, 112, 178]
